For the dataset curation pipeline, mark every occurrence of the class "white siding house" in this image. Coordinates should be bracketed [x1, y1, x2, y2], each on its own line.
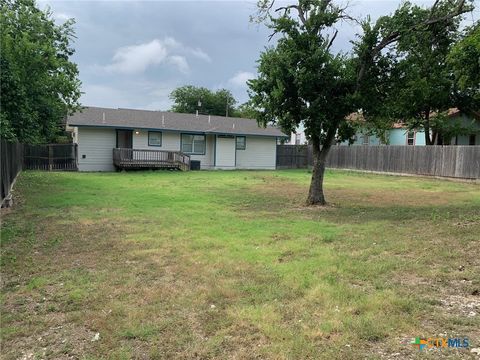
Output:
[68, 107, 286, 171]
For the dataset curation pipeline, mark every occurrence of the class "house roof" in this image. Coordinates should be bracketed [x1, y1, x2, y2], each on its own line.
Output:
[345, 108, 466, 129]
[68, 106, 287, 138]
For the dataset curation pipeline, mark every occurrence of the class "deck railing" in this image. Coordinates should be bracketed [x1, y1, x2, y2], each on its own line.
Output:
[113, 148, 190, 171]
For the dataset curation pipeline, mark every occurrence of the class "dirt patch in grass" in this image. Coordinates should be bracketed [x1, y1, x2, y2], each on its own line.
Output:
[2, 171, 479, 359]
[249, 173, 476, 209]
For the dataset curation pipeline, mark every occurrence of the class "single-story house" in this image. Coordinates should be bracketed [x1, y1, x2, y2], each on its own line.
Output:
[67, 106, 287, 171]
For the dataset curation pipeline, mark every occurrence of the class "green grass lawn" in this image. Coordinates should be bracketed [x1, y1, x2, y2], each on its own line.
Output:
[1, 170, 479, 359]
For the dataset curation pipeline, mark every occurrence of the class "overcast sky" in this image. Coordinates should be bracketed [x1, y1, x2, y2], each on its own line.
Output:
[39, 0, 479, 111]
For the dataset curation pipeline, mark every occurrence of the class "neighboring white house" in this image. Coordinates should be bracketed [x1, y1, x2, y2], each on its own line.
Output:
[67, 106, 287, 171]
[289, 130, 308, 145]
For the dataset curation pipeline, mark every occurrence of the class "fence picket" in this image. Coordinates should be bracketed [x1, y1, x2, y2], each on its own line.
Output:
[276, 145, 480, 179]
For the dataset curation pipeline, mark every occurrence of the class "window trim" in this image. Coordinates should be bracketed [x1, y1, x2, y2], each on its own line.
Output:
[236, 136, 246, 150]
[406, 130, 416, 146]
[148, 131, 162, 147]
[180, 133, 206, 155]
[361, 134, 369, 145]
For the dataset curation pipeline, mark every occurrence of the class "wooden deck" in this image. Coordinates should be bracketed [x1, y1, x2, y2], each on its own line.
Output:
[113, 148, 190, 171]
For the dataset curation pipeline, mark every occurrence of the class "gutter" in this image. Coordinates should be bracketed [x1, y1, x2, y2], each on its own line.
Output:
[69, 123, 288, 139]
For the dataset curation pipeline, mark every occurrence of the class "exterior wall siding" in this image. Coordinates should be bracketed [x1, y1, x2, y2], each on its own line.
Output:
[76, 127, 277, 171]
[77, 127, 116, 171]
[340, 133, 382, 146]
[389, 129, 426, 146]
[236, 136, 276, 169]
[132, 130, 180, 151]
[456, 134, 480, 145]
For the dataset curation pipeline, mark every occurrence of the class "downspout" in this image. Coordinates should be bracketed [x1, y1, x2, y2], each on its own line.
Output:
[213, 134, 216, 169]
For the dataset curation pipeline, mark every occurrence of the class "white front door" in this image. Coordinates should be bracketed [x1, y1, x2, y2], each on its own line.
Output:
[215, 136, 235, 169]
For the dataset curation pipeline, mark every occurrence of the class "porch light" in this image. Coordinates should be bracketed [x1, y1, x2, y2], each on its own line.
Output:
[135, 131, 139, 135]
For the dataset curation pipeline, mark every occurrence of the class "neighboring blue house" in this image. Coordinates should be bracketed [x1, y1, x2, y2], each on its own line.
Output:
[342, 109, 480, 146]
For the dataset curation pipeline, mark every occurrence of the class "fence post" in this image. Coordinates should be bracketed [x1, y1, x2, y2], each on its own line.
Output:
[48, 145, 53, 171]
[75, 144, 78, 170]
[1, 139, 24, 207]
[276, 144, 480, 179]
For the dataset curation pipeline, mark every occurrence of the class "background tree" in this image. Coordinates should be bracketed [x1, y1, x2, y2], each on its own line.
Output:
[169, 85, 237, 116]
[233, 102, 258, 119]
[249, 0, 472, 205]
[0, 0, 82, 144]
[366, 1, 476, 145]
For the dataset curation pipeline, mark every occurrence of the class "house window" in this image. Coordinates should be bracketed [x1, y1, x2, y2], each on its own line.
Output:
[181, 133, 205, 154]
[148, 131, 162, 147]
[407, 131, 415, 145]
[361, 135, 369, 145]
[236, 136, 246, 150]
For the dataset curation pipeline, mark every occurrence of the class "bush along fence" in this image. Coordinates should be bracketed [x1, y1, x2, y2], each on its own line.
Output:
[1, 140, 78, 207]
[276, 145, 480, 179]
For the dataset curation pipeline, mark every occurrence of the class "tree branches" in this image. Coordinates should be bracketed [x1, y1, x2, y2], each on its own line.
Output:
[356, 0, 472, 88]
[275, 4, 307, 25]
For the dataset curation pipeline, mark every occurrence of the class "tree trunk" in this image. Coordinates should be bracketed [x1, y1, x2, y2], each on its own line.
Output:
[437, 132, 444, 145]
[424, 109, 433, 145]
[307, 140, 330, 206]
[424, 127, 431, 145]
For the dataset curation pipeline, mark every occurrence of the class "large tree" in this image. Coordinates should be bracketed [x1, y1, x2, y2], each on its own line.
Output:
[169, 85, 237, 117]
[448, 22, 480, 119]
[0, 0, 82, 144]
[370, 2, 477, 145]
[248, 0, 472, 205]
[233, 102, 259, 119]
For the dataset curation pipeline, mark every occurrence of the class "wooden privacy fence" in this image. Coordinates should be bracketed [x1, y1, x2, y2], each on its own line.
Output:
[1, 139, 24, 207]
[276, 145, 311, 169]
[276, 145, 480, 179]
[1, 141, 77, 207]
[24, 144, 78, 171]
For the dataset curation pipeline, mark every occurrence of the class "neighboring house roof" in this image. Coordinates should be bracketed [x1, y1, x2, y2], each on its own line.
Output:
[68, 106, 287, 138]
[346, 108, 469, 129]
[345, 112, 365, 123]
[392, 108, 465, 129]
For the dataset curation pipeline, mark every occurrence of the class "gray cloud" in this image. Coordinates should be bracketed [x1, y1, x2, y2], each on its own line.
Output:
[228, 71, 255, 88]
[39, 1, 478, 111]
[102, 37, 209, 75]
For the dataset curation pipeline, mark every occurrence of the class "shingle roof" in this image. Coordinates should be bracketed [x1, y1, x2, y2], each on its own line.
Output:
[346, 108, 466, 129]
[67, 106, 287, 137]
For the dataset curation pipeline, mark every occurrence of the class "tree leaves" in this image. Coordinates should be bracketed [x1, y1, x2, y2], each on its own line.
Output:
[355, 1, 477, 144]
[169, 85, 237, 117]
[249, 1, 357, 143]
[448, 23, 480, 118]
[0, 0, 81, 143]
